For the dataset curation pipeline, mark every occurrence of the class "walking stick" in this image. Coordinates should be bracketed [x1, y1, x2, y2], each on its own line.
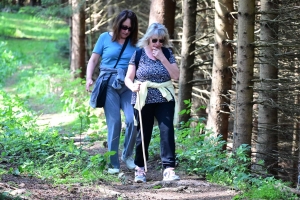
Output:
[137, 91, 147, 172]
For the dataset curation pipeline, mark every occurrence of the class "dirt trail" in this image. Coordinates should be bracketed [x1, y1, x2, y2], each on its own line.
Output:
[0, 111, 238, 199]
[1, 71, 238, 199]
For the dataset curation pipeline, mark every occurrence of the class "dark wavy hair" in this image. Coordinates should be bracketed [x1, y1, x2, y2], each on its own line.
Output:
[111, 10, 138, 46]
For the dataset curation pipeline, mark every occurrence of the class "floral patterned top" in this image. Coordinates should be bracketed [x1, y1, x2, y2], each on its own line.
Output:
[128, 48, 177, 105]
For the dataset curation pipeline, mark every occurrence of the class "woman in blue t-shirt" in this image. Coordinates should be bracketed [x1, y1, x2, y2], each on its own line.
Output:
[86, 10, 139, 174]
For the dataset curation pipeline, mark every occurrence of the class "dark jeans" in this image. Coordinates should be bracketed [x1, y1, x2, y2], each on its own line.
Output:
[134, 101, 176, 169]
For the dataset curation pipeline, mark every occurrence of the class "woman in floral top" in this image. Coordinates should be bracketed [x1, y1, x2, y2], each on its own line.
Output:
[125, 23, 180, 183]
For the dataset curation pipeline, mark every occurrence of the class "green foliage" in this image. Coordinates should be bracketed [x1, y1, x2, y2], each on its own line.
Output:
[176, 127, 229, 177]
[178, 99, 206, 117]
[0, 11, 112, 186]
[0, 9, 105, 137]
[0, 89, 110, 184]
[56, 38, 70, 58]
[0, 2, 20, 12]
[0, 12, 69, 40]
[17, 2, 72, 19]
[81, 151, 115, 180]
[206, 144, 251, 189]
[0, 42, 21, 85]
[233, 177, 298, 200]
[175, 104, 299, 200]
[147, 126, 161, 157]
[40, 0, 73, 18]
[178, 99, 192, 115]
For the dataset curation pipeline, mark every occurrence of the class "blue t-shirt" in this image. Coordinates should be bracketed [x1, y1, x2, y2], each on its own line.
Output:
[93, 32, 138, 69]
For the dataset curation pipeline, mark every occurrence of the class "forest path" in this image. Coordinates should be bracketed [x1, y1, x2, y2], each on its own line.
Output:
[1, 68, 238, 199]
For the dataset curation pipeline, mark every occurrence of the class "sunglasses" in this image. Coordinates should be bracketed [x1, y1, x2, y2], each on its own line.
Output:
[120, 25, 132, 31]
[151, 38, 165, 43]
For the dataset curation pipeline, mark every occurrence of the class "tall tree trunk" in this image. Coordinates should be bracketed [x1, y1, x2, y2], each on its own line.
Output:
[206, 0, 233, 146]
[70, 0, 86, 79]
[69, 0, 73, 67]
[30, 0, 41, 6]
[149, 0, 176, 38]
[18, 0, 25, 6]
[233, 0, 255, 152]
[178, 0, 197, 124]
[190, 0, 213, 127]
[256, 0, 279, 174]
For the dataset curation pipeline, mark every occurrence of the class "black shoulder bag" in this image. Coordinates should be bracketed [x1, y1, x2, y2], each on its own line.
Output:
[92, 37, 129, 108]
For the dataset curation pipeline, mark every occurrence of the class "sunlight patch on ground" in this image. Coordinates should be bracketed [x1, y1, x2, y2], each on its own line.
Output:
[36, 113, 78, 127]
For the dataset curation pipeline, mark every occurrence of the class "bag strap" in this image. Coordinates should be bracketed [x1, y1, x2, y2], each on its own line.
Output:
[134, 48, 143, 68]
[161, 47, 171, 61]
[113, 37, 130, 68]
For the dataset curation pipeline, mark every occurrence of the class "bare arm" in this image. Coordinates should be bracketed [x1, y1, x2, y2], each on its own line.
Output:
[86, 53, 100, 92]
[125, 64, 140, 92]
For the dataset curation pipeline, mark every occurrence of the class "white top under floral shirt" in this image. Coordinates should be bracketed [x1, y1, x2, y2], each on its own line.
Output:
[129, 48, 177, 105]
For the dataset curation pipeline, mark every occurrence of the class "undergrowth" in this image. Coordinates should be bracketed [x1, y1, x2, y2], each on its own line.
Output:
[0, 11, 111, 185]
[0, 89, 114, 184]
[150, 100, 298, 199]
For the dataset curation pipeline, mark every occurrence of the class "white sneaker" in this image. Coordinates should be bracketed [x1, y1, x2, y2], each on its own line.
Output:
[135, 166, 146, 183]
[108, 168, 120, 174]
[163, 168, 180, 181]
[121, 156, 136, 170]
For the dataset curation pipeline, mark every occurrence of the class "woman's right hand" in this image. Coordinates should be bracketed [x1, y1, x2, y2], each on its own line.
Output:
[86, 78, 93, 92]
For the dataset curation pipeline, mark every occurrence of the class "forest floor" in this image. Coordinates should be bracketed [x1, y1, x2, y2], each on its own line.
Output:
[0, 113, 238, 200]
[1, 72, 238, 200]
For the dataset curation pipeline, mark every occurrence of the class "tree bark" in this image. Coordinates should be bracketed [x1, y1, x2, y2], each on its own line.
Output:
[70, 0, 86, 79]
[149, 0, 176, 38]
[256, 0, 279, 175]
[178, 0, 197, 124]
[190, 1, 212, 127]
[30, 0, 41, 6]
[233, 0, 255, 152]
[18, 0, 25, 6]
[206, 0, 233, 147]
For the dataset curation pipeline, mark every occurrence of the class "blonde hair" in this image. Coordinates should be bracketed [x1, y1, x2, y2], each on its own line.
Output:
[137, 23, 172, 48]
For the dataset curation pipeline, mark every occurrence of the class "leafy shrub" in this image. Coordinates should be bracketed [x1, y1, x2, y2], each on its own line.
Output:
[18, 1, 72, 19]
[176, 102, 299, 199]
[55, 38, 70, 58]
[0, 90, 108, 183]
[233, 176, 298, 200]
[18, 6, 43, 16]
[0, 42, 21, 84]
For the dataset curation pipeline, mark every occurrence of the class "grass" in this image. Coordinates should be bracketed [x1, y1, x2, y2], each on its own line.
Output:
[3, 40, 69, 113]
[0, 10, 109, 185]
[0, 11, 68, 40]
